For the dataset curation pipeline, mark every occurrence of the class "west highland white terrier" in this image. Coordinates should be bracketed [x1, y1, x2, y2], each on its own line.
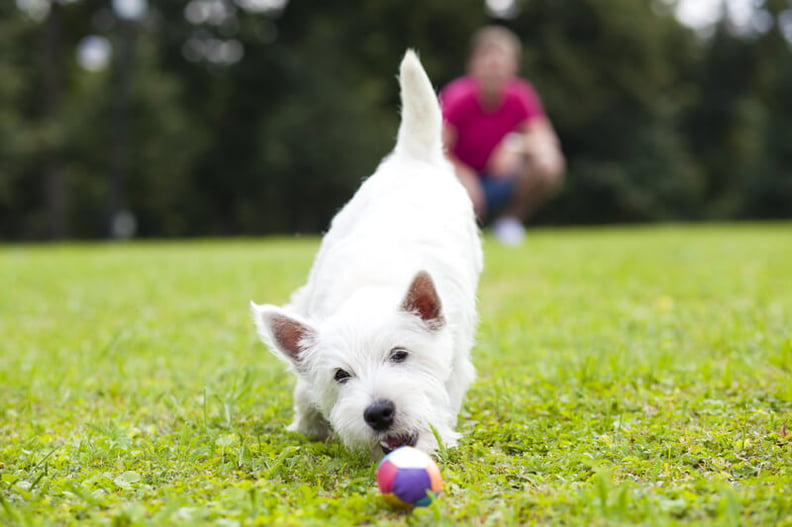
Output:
[251, 50, 482, 457]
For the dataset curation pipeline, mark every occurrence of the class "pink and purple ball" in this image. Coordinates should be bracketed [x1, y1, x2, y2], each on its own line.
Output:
[376, 446, 443, 507]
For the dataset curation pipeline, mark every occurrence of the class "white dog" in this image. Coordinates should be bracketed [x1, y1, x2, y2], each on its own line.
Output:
[251, 50, 482, 457]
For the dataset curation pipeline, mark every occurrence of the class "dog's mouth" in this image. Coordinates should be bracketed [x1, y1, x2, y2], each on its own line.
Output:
[379, 432, 418, 455]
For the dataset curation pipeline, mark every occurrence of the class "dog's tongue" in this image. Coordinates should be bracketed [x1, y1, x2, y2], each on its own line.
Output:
[386, 435, 409, 449]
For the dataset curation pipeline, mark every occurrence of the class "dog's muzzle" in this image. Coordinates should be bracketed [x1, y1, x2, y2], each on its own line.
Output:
[364, 399, 419, 454]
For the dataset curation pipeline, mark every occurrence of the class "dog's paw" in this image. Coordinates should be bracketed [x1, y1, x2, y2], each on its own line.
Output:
[288, 412, 331, 441]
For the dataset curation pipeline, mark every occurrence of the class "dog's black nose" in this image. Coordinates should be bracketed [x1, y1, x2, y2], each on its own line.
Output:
[364, 400, 395, 431]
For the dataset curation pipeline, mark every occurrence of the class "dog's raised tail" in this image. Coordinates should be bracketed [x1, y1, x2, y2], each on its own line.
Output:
[395, 50, 444, 163]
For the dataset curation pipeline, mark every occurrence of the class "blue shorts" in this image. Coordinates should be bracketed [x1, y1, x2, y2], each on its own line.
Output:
[480, 174, 516, 218]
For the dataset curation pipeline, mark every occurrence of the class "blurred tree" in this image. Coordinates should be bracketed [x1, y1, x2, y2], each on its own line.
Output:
[148, 0, 486, 235]
[742, 0, 792, 218]
[0, 1, 95, 239]
[684, 0, 792, 219]
[684, 8, 764, 218]
[0, 0, 790, 239]
[508, 0, 703, 223]
[248, 0, 487, 233]
[0, 5, 40, 238]
[42, 0, 66, 239]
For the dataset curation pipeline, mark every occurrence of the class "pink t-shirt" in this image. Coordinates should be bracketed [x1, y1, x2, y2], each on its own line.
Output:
[440, 76, 545, 172]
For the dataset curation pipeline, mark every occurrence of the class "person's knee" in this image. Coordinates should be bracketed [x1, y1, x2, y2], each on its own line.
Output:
[530, 161, 564, 192]
[470, 190, 487, 220]
[542, 165, 564, 193]
[487, 145, 523, 177]
[544, 154, 566, 185]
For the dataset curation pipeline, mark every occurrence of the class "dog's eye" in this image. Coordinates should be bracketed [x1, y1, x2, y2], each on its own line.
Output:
[334, 369, 351, 384]
[389, 348, 409, 364]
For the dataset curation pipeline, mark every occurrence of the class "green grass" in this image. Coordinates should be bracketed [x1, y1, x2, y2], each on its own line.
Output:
[1, 224, 791, 526]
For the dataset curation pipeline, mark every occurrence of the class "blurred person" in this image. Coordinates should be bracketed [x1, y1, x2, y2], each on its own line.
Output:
[440, 25, 565, 246]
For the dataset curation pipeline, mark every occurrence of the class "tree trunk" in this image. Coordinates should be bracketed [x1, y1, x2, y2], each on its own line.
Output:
[43, 0, 65, 239]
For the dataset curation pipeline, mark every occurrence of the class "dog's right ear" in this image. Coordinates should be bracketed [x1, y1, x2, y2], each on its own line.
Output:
[250, 302, 316, 365]
[401, 270, 445, 330]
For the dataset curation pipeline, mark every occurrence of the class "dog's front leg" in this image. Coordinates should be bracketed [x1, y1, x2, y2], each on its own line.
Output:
[287, 379, 331, 440]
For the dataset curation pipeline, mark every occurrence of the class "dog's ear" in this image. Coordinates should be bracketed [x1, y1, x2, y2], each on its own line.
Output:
[250, 303, 316, 364]
[401, 271, 445, 330]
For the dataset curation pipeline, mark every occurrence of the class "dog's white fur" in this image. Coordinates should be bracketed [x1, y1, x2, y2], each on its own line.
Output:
[251, 50, 482, 457]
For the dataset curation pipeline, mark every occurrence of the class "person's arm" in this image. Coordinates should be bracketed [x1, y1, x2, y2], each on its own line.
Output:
[442, 122, 458, 159]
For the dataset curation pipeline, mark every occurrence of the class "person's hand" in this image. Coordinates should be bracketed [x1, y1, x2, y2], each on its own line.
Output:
[523, 124, 565, 177]
[526, 135, 564, 175]
[487, 133, 527, 178]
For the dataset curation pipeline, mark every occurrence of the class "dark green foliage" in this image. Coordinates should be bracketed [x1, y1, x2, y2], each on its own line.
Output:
[0, 0, 790, 238]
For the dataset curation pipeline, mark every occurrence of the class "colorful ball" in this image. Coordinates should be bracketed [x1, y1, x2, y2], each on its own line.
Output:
[376, 446, 443, 508]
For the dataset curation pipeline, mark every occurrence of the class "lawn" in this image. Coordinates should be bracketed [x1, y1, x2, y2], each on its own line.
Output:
[1, 224, 791, 526]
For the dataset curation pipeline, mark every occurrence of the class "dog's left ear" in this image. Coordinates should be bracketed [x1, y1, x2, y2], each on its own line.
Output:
[401, 270, 445, 330]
